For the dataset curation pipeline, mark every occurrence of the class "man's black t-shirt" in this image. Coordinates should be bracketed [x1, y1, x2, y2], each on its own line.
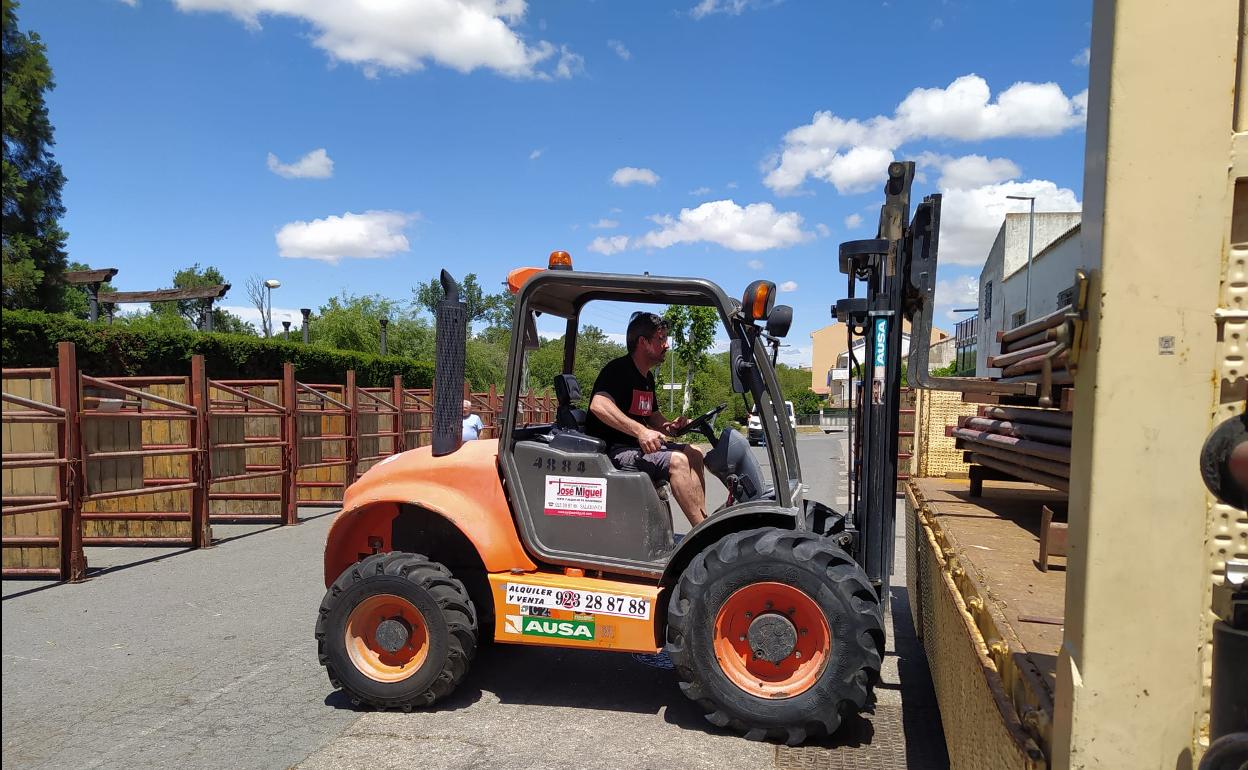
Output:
[584, 355, 657, 448]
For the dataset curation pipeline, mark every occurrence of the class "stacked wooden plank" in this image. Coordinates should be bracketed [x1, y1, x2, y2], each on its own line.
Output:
[946, 405, 1072, 492]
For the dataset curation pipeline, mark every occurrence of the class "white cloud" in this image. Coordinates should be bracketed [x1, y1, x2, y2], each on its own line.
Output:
[590, 218, 619, 229]
[917, 152, 1021, 189]
[939, 180, 1081, 266]
[634, 200, 812, 252]
[607, 39, 630, 60]
[844, 213, 864, 229]
[276, 210, 417, 264]
[815, 223, 831, 238]
[172, 0, 576, 80]
[764, 74, 1088, 195]
[689, 186, 712, 196]
[267, 148, 334, 179]
[747, 259, 764, 270]
[553, 45, 584, 79]
[1072, 47, 1090, 67]
[611, 167, 660, 187]
[219, 304, 304, 328]
[690, 0, 763, 18]
[933, 276, 979, 309]
[587, 235, 630, 256]
[529, 148, 543, 160]
[779, 280, 798, 292]
[117, 0, 138, 6]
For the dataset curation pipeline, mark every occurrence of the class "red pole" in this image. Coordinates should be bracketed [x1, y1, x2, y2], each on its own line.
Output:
[392, 374, 405, 454]
[281, 362, 299, 525]
[189, 354, 213, 548]
[56, 342, 87, 582]
[345, 370, 358, 488]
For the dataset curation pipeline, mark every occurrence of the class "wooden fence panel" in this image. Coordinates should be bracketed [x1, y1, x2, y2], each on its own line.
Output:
[1, 373, 61, 573]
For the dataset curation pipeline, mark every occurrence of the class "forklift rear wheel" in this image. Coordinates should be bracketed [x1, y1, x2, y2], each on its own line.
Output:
[667, 527, 883, 745]
[316, 551, 477, 709]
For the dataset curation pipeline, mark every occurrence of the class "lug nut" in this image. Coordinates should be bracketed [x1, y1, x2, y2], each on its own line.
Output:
[744, 611, 752, 619]
[794, 651, 802, 659]
[765, 601, 773, 610]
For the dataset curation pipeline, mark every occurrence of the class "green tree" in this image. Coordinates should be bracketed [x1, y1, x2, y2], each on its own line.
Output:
[792, 388, 825, 415]
[59, 261, 115, 319]
[148, 263, 252, 333]
[663, 304, 718, 414]
[414, 272, 488, 321]
[525, 324, 625, 396]
[308, 292, 432, 359]
[2, 0, 68, 311]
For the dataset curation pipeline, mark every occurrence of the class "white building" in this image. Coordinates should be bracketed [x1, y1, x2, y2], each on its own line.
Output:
[976, 211, 1091, 375]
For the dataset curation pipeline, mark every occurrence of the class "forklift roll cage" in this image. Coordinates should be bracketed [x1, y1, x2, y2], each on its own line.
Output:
[496, 270, 808, 580]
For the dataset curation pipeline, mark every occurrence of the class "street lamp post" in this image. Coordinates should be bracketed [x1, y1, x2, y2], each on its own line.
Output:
[301, 308, 311, 343]
[263, 279, 281, 337]
[282, 319, 291, 341]
[379, 318, 389, 356]
[1005, 195, 1036, 324]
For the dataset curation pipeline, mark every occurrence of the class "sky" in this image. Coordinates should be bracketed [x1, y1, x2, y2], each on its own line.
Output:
[22, 0, 1092, 366]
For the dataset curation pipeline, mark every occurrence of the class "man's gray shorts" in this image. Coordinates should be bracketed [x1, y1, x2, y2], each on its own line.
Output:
[608, 441, 689, 483]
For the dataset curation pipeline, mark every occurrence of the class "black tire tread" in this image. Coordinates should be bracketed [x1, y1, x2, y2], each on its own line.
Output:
[666, 527, 884, 745]
[315, 551, 478, 709]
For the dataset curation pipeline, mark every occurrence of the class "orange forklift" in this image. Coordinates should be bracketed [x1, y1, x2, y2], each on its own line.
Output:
[314, 163, 936, 744]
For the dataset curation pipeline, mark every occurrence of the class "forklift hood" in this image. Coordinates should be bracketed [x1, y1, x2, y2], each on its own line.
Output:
[324, 438, 537, 586]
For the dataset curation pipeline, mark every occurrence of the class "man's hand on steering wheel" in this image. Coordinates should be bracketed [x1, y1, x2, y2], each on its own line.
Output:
[671, 403, 728, 438]
[663, 416, 691, 436]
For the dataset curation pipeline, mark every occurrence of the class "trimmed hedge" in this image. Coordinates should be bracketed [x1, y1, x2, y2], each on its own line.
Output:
[1, 309, 434, 388]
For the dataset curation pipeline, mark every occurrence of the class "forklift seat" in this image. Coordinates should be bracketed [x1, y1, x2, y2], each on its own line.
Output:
[554, 374, 587, 431]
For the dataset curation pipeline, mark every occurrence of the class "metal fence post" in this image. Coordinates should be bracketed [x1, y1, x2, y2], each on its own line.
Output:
[281, 362, 299, 526]
[345, 370, 358, 488]
[392, 374, 405, 454]
[56, 342, 87, 582]
[189, 354, 213, 548]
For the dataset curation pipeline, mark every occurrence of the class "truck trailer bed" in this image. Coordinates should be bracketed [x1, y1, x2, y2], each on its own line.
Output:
[905, 477, 1067, 770]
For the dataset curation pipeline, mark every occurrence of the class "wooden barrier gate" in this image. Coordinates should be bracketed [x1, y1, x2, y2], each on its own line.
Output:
[1, 343, 556, 582]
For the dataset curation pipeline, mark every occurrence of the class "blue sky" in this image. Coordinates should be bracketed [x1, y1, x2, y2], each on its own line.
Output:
[24, 0, 1091, 364]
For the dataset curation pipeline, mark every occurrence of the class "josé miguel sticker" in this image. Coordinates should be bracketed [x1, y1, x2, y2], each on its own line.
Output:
[544, 475, 607, 518]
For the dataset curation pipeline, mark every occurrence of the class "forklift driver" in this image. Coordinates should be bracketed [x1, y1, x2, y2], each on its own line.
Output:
[585, 311, 708, 526]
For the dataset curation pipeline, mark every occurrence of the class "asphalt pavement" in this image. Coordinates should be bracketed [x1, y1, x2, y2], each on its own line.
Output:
[2, 432, 946, 770]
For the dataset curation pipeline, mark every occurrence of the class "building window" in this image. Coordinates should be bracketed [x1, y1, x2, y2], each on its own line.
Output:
[984, 282, 992, 319]
[1057, 285, 1076, 308]
[1012, 310, 1026, 328]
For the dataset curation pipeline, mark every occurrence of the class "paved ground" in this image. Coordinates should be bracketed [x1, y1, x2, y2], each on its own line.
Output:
[2, 432, 946, 770]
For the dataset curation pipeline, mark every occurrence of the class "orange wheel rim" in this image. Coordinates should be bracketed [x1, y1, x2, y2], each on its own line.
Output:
[344, 593, 429, 683]
[713, 582, 830, 698]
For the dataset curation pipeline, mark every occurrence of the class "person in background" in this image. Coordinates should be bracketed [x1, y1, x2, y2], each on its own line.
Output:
[462, 399, 485, 441]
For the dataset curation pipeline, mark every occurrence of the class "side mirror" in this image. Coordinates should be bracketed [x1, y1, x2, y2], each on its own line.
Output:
[766, 305, 793, 338]
[741, 280, 776, 323]
[730, 339, 746, 393]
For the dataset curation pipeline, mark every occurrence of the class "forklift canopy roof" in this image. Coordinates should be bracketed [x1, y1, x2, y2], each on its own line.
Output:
[520, 271, 739, 319]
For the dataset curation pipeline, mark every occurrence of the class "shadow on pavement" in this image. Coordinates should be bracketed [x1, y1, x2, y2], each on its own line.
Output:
[889, 585, 950, 768]
[321, 640, 730, 736]
[1, 509, 339, 602]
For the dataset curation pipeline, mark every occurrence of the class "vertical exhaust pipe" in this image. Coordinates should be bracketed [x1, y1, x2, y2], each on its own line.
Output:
[433, 270, 467, 457]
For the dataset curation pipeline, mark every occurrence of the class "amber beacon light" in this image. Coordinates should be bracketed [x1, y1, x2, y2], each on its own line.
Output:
[548, 250, 573, 270]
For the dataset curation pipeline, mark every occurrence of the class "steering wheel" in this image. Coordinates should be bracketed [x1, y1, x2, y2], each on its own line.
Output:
[672, 403, 728, 440]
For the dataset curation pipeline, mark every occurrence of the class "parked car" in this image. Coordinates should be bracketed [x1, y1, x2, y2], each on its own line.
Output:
[748, 400, 794, 445]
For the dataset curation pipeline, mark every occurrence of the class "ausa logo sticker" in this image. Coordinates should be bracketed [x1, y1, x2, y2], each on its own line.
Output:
[505, 614, 595, 641]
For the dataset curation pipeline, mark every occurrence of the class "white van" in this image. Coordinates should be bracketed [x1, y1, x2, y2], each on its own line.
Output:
[747, 400, 794, 445]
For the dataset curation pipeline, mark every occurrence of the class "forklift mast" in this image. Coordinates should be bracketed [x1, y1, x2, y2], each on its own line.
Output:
[833, 161, 939, 595]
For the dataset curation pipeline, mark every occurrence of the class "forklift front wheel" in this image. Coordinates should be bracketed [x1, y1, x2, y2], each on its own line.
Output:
[316, 552, 477, 709]
[667, 527, 883, 744]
